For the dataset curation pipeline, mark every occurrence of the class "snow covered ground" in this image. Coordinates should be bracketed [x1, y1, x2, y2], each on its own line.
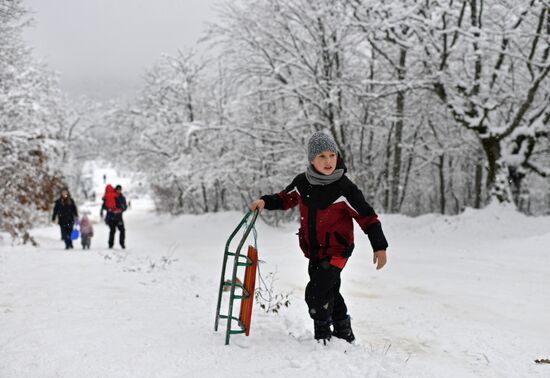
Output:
[1, 199, 549, 377]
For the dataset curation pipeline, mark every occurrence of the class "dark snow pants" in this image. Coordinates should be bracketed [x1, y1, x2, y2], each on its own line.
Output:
[59, 223, 74, 249]
[107, 219, 125, 248]
[81, 234, 91, 249]
[305, 258, 348, 322]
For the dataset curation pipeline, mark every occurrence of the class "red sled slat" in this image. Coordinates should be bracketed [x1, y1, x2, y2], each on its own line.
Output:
[239, 245, 257, 336]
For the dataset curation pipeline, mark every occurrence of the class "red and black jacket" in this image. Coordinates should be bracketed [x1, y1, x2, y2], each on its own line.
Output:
[261, 172, 388, 266]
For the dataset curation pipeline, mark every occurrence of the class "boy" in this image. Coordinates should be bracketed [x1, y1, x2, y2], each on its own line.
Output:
[249, 131, 388, 343]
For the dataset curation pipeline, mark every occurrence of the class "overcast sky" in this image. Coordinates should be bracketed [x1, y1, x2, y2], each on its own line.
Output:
[23, 0, 219, 100]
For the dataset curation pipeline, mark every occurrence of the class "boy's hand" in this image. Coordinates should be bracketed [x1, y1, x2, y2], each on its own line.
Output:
[249, 199, 265, 213]
[373, 250, 387, 270]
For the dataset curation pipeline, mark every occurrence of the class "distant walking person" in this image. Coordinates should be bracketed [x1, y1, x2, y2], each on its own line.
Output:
[100, 184, 127, 249]
[79, 212, 94, 249]
[52, 188, 78, 250]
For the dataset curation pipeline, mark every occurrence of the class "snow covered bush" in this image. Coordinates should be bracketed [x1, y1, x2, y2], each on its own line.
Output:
[0, 133, 63, 244]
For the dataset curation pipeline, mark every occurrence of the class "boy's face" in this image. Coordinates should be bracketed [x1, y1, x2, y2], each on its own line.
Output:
[311, 150, 337, 175]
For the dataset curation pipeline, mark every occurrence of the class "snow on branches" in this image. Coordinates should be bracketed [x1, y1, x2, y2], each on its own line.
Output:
[0, 0, 67, 243]
[105, 0, 549, 215]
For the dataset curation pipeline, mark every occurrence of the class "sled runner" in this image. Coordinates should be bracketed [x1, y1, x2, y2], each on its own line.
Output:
[214, 210, 259, 345]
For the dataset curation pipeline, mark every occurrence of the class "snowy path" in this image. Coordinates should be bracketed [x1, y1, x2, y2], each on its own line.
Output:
[1, 203, 549, 377]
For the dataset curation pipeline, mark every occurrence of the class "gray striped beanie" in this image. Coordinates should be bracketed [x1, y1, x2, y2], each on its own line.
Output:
[307, 132, 338, 162]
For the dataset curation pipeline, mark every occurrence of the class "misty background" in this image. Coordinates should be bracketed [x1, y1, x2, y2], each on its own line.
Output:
[23, 0, 218, 99]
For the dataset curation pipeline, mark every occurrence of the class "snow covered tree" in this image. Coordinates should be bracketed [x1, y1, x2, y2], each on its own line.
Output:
[210, 0, 361, 149]
[207, 0, 387, 214]
[347, 0, 430, 213]
[103, 51, 235, 214]
[414, 0, 550, 204]
[110, 0, 549, 216]
[0, 0, 67, 243]
[209, 0, 463, 214]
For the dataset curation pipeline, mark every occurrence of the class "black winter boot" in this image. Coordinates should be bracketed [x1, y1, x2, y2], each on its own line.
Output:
[314, 319, 332, 344]
[332, 315, 355, 343]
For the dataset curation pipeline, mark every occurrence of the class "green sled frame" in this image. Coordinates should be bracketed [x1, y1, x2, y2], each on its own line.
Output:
[214, 210, 259, 345]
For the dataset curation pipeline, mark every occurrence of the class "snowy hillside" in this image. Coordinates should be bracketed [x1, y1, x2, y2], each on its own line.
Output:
[4, 1, 549, 376]
[1, 199, 549, 378]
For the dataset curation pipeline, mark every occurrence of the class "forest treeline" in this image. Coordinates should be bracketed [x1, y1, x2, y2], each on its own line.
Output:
[2, 0, 549, 241]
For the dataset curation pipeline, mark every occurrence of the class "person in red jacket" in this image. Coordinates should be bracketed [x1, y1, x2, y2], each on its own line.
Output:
[100, 184, 127, 249]
[249, 131, 388, 344]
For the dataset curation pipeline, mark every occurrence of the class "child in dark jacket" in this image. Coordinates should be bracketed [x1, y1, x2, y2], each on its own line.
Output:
[249, 132, 388, 343]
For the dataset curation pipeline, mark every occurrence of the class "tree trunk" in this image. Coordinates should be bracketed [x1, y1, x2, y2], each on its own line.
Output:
[383, 123, 394, 212]
[201, 182, 209, 213]
[508, 166, 525, 207]
[213, 179, 220, 212]
[438, 154, 446, 214]
[398, 122, 421, 213]
[448, 156, 460, 213]
[480, 137, 512, 203]
[390, 47, 407, 213]
[186, 94, 194, 122]
[474, 162, 483, 208]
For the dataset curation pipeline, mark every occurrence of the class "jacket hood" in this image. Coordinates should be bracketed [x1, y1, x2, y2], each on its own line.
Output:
[105, 184, 115, 193]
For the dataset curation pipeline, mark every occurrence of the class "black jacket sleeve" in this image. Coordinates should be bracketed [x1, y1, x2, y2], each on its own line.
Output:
[72, 200, 78, 218]
[260, 176, 299, 210]
[365, 222, 388, 252]
[52, 200, 59, 222]
[261, 193, 283, 210]
[117, 195, 128, 212]
[344, 178, 388, 251]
